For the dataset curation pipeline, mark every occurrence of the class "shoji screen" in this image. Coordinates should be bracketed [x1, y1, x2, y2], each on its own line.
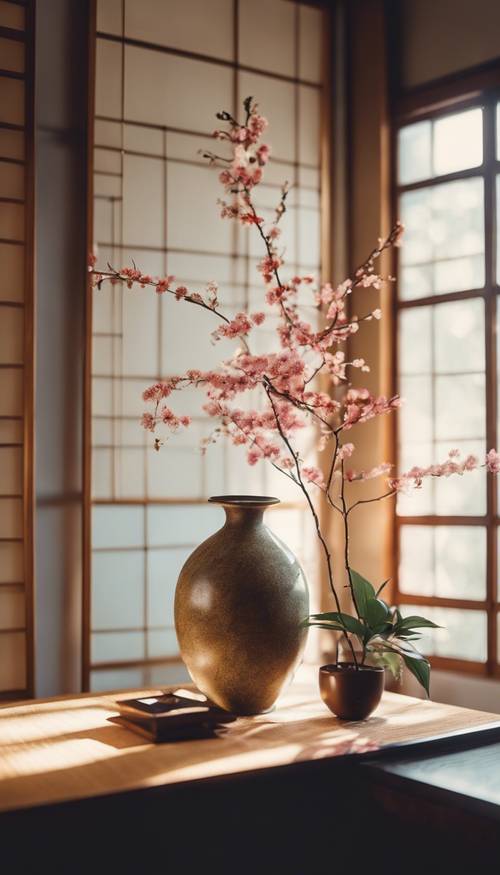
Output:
[0, 0, 34, 699]
[88, 0, 325, 691]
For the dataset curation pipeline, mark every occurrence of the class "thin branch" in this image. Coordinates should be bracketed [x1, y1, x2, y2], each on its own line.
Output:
[340, 458, 360, 624]
[347, 490, 396, 516]
[265, 378, 334, 433]
[317, 222, 401, 341]
[326, 430, 340, 498]
[264, 381, 358, 667]
[304, 356, 326, 386]
[241, 183, 294, 326]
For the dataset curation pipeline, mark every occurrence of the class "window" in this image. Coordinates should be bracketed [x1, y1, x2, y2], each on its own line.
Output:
[87, 0, 325, 691]
[395, 98, 499, 674]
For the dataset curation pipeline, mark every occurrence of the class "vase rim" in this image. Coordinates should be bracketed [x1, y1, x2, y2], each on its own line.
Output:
[208, 494, 280, 507]
[320, 663, 385, 674]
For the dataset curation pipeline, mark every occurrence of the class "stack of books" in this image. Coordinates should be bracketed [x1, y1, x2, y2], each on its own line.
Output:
[113, 690, 237, 742]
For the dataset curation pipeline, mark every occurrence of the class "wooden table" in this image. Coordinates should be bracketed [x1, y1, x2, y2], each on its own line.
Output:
[1, 669, 500, 872]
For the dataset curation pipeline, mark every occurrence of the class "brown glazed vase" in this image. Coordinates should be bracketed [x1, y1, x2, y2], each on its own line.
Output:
[174, 495, 309, 715]
[319, 663, 385, 720]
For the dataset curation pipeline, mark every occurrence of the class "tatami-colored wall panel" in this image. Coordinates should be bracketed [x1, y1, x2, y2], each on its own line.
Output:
[0, 1, 35, 698]
[0, 79, 24, 126]
[124, 0, 234, 60]
[239, 0, 295, 76]
[0, 0, 24, 29]
[0, 128, 24, 160]
[0, 35, 24, 72]
[0, 632, 26, 690]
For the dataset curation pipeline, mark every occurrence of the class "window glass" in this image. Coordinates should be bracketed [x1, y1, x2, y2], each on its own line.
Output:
[397, 299, 486, 517]
[398, 107, 483, 186]
[399, 526, 486, 601]
[399, 178, 485, 300]
[400, 604, 487, 662]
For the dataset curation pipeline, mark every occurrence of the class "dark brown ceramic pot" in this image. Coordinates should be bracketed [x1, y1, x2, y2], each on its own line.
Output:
[174, 495, 309, 715]
[319, 663, 384, 720]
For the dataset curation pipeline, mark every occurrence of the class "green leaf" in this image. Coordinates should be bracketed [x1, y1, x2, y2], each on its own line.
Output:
[366, 622, 393, 640]
[304, 622, 347, 632]
[308, 611, 345, 622]
[350, 569, 376, 620]
[375, 578, 391, 598]
[336, 613, 367, 638]
[397, 615, 441, 630]
[397, 631, 422, 640]
[365, 598, 389, 629]
[403, 654, 430, 697]
[305, 611, 367, 639]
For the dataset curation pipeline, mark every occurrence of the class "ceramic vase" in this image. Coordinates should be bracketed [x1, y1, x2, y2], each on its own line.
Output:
[174, 495, 309, 715]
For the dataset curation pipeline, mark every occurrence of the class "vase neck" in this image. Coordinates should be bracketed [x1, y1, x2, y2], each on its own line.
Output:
[208, 495, 280, 528]
[223, 505, 266, 528]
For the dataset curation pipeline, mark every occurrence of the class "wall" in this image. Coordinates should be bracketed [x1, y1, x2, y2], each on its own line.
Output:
[398, 0, 500, 88]
[343, 0, 394, 593]
[402, 670, 500, 714]
[34, 0, 90, 696]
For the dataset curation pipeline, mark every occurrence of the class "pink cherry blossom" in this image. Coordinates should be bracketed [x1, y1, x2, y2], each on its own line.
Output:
[346, 463, 392, 482]
[240, 212, 264, 225]
[160, 406, 191, 430]
[387, 450, 484, 493]
[259, 255, 282, 284]
[256, 144, 271, 165]
[486, 449, 500, 473]
[342, 389, 402, 429]
[142, 382, 171, 402]
[251, 311, 266, 326]
[302, 466, 326, 488]
[267, 226, 281, 240]
[338, 443, 355, 460]
[212, 312, 253, 341]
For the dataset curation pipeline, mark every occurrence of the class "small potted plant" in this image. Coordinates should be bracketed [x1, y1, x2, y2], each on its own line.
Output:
[90, 98, 500, 719]
[309, 570, 437, 720]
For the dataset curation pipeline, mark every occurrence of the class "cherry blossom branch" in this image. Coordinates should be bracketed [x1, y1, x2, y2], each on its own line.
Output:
[221, 408, 299, 486]
[316, 222, 401, 343]
[89, 265, 255, 354]
[264, 381, 359, 666]
[339, 458, 360, 620]
[241, 182, 292, 322]
[347, 490, 395, 516]
[351, 222, 403, 289]
[90, 266, 230, 323]
[264, 379, 335, 433]
[326, 431, 341, 498]
[304, 356, 326, 386]
[212, 163, 294, 326]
